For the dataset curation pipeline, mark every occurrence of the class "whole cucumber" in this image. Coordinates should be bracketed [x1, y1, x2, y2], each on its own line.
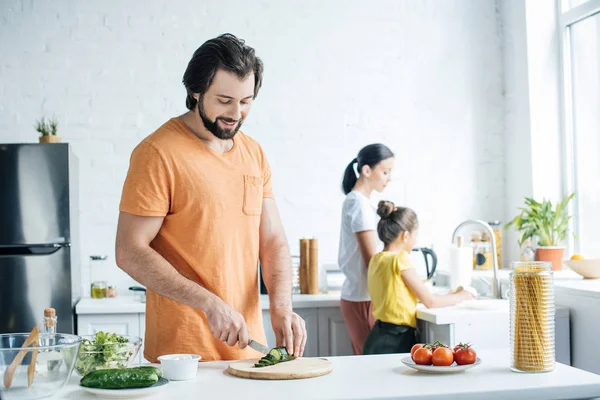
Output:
[129, 366, 163, 379]
[80, 368, 158, 389]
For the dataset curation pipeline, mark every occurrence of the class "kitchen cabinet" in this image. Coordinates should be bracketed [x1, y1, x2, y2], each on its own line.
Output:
[78, 305, 353, 362]
[261, 308, 319, 357]
[555, 284, 600, 374]
[262, 306, 353, 357]
[317, 307, 353, 356]
[416, 306, 571, 366]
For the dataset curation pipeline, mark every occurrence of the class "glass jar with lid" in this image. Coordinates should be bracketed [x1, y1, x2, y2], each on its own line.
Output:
[510, 261, 555, 373]
[488, 220, 503, 269]
[91, 281, 107, 299]
[474, 232, 493, 270]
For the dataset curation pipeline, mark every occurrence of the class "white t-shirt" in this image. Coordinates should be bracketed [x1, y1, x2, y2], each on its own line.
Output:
[337, 191, 382, 302]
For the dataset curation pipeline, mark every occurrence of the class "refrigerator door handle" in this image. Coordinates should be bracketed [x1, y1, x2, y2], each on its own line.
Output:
[0, 243, 69, 256]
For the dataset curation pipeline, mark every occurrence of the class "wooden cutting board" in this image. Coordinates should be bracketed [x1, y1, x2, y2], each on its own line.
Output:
[227, 357, 333, 380]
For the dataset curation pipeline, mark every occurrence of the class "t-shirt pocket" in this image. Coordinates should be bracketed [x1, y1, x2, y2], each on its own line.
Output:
[243, 175, 263, 216]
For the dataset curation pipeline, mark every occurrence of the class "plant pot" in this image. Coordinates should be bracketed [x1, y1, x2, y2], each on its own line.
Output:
[536, 247, 565, 271]
[39, 135, 61, 143]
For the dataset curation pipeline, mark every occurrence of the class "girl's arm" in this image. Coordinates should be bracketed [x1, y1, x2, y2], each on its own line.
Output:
[401, 268, 474, 308]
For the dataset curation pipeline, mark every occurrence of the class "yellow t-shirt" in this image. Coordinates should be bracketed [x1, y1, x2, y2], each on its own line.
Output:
[368, 251, 418, 328]
[119, 118, 272, 362]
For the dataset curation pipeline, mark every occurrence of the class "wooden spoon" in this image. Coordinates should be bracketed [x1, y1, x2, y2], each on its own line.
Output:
[3, 326, 39, 389]
[27, 338, 39, 387]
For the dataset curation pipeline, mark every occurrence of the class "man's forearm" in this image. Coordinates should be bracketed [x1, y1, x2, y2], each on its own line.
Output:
[260, 240, 292, 310]
[116, 245, 218, 313]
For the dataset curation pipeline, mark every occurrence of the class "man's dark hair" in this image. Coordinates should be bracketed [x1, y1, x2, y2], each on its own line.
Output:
[182, 33, 264, 110]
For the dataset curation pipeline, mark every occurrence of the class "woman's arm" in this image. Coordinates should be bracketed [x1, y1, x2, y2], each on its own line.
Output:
[355, 230, 378, 268]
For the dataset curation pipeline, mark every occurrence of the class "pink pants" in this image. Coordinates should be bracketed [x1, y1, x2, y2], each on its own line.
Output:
[340, 299, 375, 355]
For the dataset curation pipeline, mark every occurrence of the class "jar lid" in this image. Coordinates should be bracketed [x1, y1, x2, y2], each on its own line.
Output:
[511, 261, 552, 273]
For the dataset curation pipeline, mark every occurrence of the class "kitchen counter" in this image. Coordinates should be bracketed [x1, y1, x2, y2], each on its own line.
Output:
[52, 349, 600, 400]
[437, 267, 584, 284]
[260, 293, 342, 309]
[442, 267, 600, 299]
[416, 299, 569, 325]
[554, 278, 600, 298]
[76, 296, 146, 314]
[77, 292, 575, 325]
[76, 293, 344, 315]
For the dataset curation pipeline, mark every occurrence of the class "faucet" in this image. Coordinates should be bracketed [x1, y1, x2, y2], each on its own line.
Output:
[451, 219, 501, 299]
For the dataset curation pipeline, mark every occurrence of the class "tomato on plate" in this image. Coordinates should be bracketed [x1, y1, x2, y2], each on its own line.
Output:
[432, 347, 454, 366]
[429, 340, 448, 352]
[411, 344, 425, 359]
[413, 347, 433, 365]
[453, 343, 477, 365]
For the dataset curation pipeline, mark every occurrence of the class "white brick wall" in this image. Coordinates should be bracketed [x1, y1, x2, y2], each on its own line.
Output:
[0, 0, 506, 296]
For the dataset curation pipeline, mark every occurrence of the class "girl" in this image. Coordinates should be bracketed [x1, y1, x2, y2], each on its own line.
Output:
[363, 200, 475, 355]
[338, 143, 395, 355]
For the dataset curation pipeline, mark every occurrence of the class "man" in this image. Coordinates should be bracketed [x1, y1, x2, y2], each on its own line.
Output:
[115, 33, 306, 362]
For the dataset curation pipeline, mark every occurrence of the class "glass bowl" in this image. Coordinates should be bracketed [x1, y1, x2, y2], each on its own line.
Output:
[74, 334, 142, 377]
[0, 332, 82, 400]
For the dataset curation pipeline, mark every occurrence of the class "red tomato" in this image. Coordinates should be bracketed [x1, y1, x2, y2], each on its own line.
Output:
[411, 344, 424, 359]
[454, 345, 477, 365]
[430, 341, 447, 352]
[413, 347, 433, 365]
[432, 347, 454, 366]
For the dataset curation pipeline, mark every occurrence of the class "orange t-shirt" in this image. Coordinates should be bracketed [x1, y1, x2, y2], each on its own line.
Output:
[119, 118, 272, 362]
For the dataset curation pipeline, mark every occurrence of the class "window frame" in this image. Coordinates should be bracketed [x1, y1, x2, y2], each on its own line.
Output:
[558, 0, 600, 253]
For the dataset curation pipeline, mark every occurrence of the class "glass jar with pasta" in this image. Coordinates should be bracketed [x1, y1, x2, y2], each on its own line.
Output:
[509, 261, 555, 373]
[488, 220, 503, 268]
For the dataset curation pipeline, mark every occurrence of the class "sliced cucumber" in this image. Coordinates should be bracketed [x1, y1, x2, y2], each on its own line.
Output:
[269, 348, 282, 361]
[277, 347, 292, 361]
[254, 346, 296, 368]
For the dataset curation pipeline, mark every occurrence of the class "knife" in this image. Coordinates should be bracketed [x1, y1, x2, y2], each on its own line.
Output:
[248, 338, 271, 355]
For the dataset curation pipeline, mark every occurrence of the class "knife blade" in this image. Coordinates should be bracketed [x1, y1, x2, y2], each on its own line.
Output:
[248, 338, 271, 355]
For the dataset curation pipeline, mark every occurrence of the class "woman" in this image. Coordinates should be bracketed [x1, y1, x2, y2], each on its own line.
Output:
[338, 143, 394, 355]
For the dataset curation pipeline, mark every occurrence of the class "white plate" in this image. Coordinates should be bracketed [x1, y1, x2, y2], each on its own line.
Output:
[401, 357, 482, 373]
[80, 377, 169, 398]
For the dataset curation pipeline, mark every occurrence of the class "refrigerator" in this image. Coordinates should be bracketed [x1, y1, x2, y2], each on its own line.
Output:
[0, 143, 80, 334]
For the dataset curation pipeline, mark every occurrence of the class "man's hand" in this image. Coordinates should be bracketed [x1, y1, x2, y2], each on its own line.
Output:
[270, 307, 307, 357]
[205, 298, 249, 349]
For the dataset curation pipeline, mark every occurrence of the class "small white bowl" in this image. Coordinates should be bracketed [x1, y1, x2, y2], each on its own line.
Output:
[157, 353, 201, 381]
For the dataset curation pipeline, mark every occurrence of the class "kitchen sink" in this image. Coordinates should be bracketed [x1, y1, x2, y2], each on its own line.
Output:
[470, 276, 510, 299]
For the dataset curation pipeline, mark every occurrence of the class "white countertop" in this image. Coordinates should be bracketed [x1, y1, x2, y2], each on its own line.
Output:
[52, 349, 600, 400]
[441, 267, 600, 299]
[438, 267, 584, 283]
[76, 296, 146, 314]
[76, 292, 570, 326]
[260, 293, 342, 309]
[416, 299, 509, 325]
[76, 293, 344, 315]
[416, 299, 569, 325]
[554, 278, 600, 298]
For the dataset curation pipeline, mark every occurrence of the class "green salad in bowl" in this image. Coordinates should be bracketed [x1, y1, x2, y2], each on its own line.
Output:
[74, 332, 142, 376]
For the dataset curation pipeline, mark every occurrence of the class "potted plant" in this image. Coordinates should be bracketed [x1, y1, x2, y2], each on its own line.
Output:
[36, 116, 61, 143]
[504, 193, 575, 271]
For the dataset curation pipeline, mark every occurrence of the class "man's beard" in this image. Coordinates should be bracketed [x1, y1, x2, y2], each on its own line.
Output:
[198, 101, 243, 140]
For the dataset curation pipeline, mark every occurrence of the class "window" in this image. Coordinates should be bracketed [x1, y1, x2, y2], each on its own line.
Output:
[559, 0, 600, 255]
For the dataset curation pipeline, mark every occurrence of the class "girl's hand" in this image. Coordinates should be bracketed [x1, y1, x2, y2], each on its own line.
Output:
[455, 286, 478, 299]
